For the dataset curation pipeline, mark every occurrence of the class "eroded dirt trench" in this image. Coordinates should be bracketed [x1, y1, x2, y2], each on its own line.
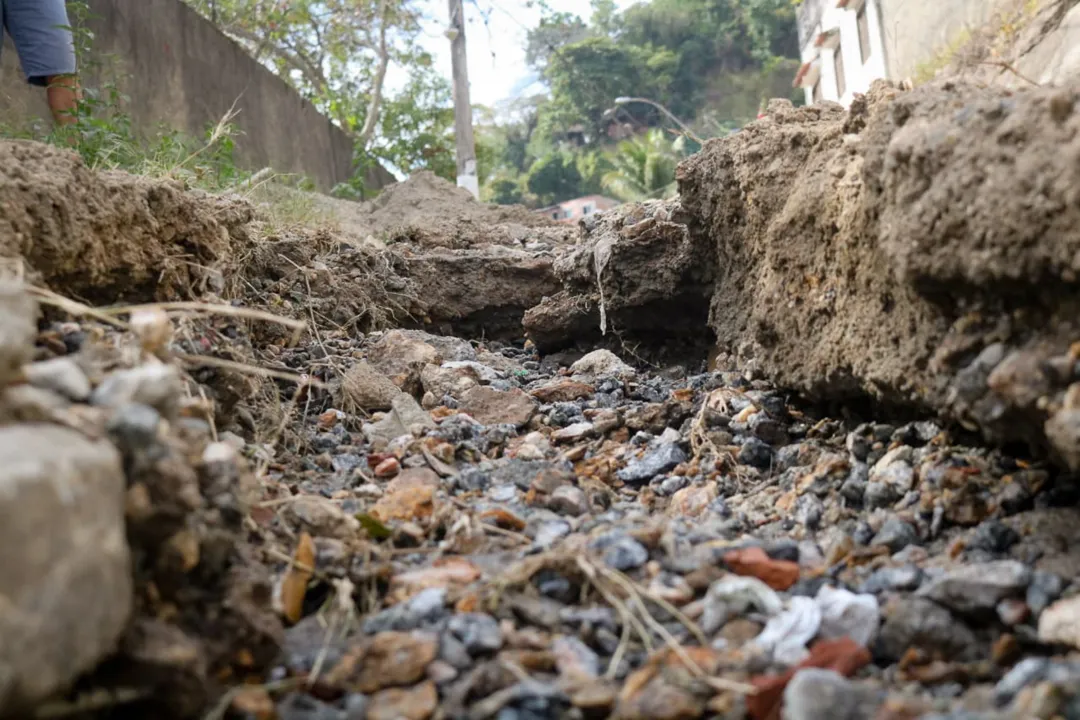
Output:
[4, 79, 1080, 720]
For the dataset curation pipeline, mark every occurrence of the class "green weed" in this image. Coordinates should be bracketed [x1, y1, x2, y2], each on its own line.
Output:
[0, 0, 250, 193]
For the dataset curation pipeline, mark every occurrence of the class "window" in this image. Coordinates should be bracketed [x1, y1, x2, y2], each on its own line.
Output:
[834, 44, 846, 98]
[582, 203, 595, 216]
[812, 77, 823, 103]
[857, 4, 871, 64]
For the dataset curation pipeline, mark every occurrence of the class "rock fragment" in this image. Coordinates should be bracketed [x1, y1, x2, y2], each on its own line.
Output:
[782, 668, 883, 720]
[815, 586, 880, 648]
[458, 385, 537, 428]
[0, 425, 132, 713]
[0, 282, 36, 388]
[340, 361, 401, 411]
[1038, 595, 1080, 649]
[570, 349, 635, 380]
[723, 546, 800, 591]
[366, 330, 441, 396]
[916, 561, 1032, 615]
[23, 357, 91, 401]
[91, 363, 185, 419]
[356, 632, 438, 693]
[367, 680, 438, 720]
[877, 597, 979, 661]
[617, 441, 687, 484]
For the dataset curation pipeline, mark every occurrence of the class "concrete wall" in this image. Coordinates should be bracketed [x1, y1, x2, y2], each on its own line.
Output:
[877, 0, 1019, 79]
[0, 0, 394, 193]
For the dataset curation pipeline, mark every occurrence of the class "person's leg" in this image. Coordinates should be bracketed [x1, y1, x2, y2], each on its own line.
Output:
[45, 73, 80, 127]
[5, 0, 80, 127]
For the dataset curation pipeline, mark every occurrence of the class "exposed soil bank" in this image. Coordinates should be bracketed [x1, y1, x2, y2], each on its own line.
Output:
[523, 200, 717, 367]
[0, 141, 253, 303]
[0, 146, 570, 342]
[677, 80, 1080, 466]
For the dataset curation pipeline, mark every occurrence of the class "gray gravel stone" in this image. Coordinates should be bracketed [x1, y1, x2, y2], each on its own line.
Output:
[783, 669, 884, 720]
[877, 597, 979, 662]
[917, 561, 1033, 615]
[363, 588, 447, 633]
[23, 357, 91, 401]
[872, 516, 919, 553]
[860, 565, 923, 594]
[448, 613, 503, 655]
[594, 535, 649, 571]
[617, 442, 687, 484]
[1027, 570, 1065, 617]
[738, 437, 774, 469]
[549, 485, 588, 516]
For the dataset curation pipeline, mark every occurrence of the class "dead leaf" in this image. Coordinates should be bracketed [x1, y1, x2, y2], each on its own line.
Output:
[279, 532, 316, 624]
[479, 507, 527, 531]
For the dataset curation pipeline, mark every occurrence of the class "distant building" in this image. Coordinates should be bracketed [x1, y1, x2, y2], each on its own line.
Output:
[536, 195, 621, 224]
[793, 0, 1030, 108]
[794, 0, 889, 107]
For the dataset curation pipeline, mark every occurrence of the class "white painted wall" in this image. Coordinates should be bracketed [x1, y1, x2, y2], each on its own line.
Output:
[799, 0, 889, 107]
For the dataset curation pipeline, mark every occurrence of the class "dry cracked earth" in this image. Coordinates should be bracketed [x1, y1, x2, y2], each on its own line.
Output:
[4, 78, 1080, 720]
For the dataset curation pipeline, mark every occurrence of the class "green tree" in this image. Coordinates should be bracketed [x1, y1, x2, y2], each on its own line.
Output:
[528, 0, 801, 147]
[601, 129, 687, 202]
[185, 0, 455, 184]
[590, 0, 620, 34]
[543, 37, 655, 141]
[525, 12, 591, 70]
[485, 176, 525, 205]
[575, 150, 613, 197]
[371, 71, 455, 179]
[526, 151, 583, 206]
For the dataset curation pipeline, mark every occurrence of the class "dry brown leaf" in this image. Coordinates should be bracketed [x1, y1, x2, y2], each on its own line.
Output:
[279, 532, 316, 624]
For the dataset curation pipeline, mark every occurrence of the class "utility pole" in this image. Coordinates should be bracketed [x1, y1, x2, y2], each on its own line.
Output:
[447, 0, 478, 199]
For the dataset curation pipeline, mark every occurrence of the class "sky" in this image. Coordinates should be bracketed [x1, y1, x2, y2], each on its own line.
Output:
[385, 0, 637, 109]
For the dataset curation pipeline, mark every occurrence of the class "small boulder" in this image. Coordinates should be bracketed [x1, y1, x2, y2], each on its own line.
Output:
[0, 424, 133, 713]
[459, 386, 537, 428]
[341, 361, 401, 411]
[367, 330, 441, 396]
[570, 350, 634, 380]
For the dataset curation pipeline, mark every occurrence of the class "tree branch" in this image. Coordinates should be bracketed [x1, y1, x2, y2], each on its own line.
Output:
[357, 0, 392, 148]
[223, 24, 329, 94]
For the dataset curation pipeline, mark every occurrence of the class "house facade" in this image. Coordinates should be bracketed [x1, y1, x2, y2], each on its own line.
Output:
[794, 0, 890, 107]
[536, 195, 621, 224]
[794, 0, 1032, 107]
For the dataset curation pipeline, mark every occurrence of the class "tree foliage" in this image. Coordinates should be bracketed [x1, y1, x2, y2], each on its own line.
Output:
[185, 0, 801, 204]
[477, 0, 800, 207]
[525, 12, 590, 70]
[185, 0, 451, 188]
[601, 130, 686, 202]
[526, 152, 583, 207]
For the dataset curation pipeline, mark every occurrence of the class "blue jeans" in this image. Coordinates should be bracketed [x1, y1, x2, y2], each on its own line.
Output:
[1, 0, 77, 86]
